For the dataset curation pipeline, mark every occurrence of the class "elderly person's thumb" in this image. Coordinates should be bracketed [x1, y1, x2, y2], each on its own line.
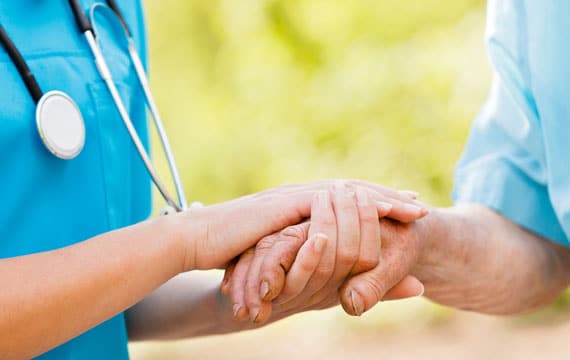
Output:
[340, 272, 424, 316]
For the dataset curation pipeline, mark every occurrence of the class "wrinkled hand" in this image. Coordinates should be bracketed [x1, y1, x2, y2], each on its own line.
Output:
[336, 218, 424, 315]
[222, 183, 426, 323]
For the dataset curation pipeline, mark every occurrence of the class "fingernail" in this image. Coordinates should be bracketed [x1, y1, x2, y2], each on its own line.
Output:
[312, 234, 327, 253]
[399, 190, 419, 199]
[260, 281, 270, 300]
[417, 283, 425, 297]
[404, 203, 423, 214]
[376, 201, 393, 213]
[250, 307, 260, 323]
[350, 290, 365, 316]
[220, 283, 229, 296]
[232, 304, 241, 318]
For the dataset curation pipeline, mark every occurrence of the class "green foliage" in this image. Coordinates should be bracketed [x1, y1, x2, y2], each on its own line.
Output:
[144, 0, 489, 207]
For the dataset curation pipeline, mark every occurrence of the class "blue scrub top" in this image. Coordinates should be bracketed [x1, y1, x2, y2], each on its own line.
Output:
[454, 0, 570, 246]
[0, 1, 150, 359]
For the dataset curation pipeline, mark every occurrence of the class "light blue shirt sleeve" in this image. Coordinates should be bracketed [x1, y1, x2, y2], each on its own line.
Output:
[452, 0, 569, 246]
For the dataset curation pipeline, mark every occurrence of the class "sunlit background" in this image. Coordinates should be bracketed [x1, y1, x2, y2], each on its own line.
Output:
[131, 0, 570, 358]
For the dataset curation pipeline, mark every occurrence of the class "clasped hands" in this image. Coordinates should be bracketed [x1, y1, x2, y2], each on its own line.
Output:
[220, 181, 427, 324]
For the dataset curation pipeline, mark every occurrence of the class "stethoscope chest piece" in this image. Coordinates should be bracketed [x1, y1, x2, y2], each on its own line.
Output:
[36, 91, 86, 160]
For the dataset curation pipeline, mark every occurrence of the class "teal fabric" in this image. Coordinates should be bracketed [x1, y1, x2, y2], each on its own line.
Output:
[0, 1, 150, 358]
[454, 0, 570, 246]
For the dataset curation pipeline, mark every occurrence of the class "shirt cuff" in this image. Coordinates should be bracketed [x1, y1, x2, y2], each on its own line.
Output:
[453, 157, 569, 247]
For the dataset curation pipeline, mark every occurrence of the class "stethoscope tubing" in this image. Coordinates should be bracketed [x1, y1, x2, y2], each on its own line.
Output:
[1, 1, 191, 212]
[0, 23, 43, 103]
[68, 0, 188, 212]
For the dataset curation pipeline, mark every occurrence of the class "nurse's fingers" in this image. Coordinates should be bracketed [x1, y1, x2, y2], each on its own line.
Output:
[252, 181, 427, 223]
[351, 189, 383, 275]
[305, 184, 361, 306]
[277, 190, 337, 304]
[229, 249, 255, 321]
[379, 197, 427, 223]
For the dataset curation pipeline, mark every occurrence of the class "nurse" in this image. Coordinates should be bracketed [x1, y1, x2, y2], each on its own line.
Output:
[0, 1, 427, 359]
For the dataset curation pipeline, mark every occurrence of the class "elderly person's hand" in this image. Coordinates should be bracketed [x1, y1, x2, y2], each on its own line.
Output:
[226, 196, 570, 323]
[222, 183, 426, 323]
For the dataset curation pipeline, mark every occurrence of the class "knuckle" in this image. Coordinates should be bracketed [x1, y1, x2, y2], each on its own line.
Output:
[359, 210, 379, 225]
[245, 281, 257, 296]
[362, 277, 385, 302]
[299, 257, 317, 273]
[336, 250, 359, 268]
[262, 274, 284, 297]
[312, 266, 334, 281]
[263, 266, 283, 281]
[308, 291, 326, 307]
[262, 258, 285, 279]
[280, 225, 308, 242]
[269, 242, 300, 271]
[256, 235, 277, 251]
[338, 196, 357, 210]
[319, 215, 337, 227]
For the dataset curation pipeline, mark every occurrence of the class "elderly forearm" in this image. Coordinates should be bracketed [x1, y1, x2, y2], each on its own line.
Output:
[126, 272, 276, 340]
[413, 204, 570, 315]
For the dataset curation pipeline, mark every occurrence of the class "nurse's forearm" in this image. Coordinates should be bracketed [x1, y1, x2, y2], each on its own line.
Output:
[413, 204, 570, 314]
[0, 216, 183, 360]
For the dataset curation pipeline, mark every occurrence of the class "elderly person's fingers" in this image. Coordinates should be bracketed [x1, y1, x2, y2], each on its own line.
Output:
[243, 224, 309, 322]
[221, 259, 237, 296]
[257, 222, 311, 302]
[229, 249, 255, 321]
[253, 233, 328, 324]
[340, 274, 424, 315]
[244, 245, 273, 323]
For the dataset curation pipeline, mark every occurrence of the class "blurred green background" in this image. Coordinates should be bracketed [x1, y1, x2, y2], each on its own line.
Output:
[131, 0, 570, 359]
[146, 0, 489, 208]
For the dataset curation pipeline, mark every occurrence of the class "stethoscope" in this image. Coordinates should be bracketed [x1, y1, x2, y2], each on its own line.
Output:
[0, 0, 199, 214]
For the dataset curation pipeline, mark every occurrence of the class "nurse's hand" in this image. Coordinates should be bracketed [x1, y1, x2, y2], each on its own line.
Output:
[222, 186, 426, 323]
[172, 180, 426, 272]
